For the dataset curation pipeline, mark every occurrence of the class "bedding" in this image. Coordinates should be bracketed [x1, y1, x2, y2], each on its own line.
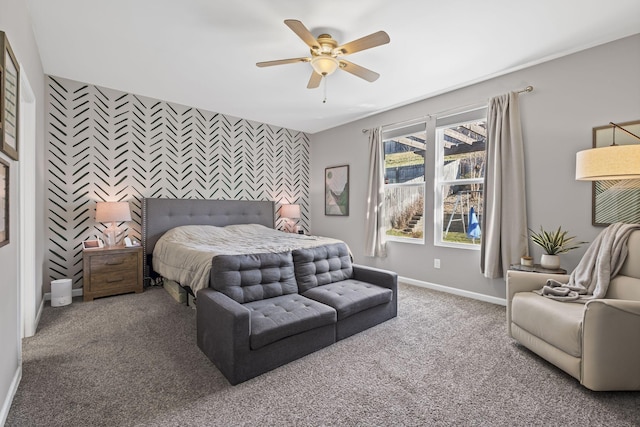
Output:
[152, 223, 345, 293]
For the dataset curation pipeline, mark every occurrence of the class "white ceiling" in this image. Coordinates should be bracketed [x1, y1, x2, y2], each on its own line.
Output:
[26, 0, 640, 134]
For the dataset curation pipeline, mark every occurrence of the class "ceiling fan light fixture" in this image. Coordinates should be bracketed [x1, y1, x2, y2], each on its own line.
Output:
[258, 20, 390, 87]
[311, 55, 339, 76]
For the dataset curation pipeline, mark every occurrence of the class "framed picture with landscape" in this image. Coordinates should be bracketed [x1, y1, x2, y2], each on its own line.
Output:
[325, 165, 349, 216]
[0, 158, 8, 247]
[591, 119, 640, 226]
[1, 31, 20, 161]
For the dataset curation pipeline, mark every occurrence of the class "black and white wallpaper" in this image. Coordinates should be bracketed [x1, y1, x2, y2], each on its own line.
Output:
[46, 76, 310, 288]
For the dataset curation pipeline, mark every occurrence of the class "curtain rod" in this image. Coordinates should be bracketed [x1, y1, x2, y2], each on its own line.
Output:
[361, 85, 534, 133]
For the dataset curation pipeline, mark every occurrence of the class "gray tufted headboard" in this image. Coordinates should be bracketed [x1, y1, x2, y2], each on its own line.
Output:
[142, 198, 275, 273]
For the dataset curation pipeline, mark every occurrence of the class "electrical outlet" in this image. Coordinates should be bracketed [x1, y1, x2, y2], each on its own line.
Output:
[434, 258, 440, 269]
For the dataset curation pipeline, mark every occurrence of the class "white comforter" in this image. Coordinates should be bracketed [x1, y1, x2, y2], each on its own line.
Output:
[152, 224, 345, 293]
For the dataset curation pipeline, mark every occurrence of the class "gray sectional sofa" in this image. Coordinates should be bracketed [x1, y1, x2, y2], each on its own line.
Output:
[196, 242, 398, 385]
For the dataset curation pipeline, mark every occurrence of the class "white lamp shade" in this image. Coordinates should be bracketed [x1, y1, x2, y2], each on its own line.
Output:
[311, 56, 339, 76]
[576, 145, 640, 181]
[280, 204, 301, 219]
[95, 201, 132, 223]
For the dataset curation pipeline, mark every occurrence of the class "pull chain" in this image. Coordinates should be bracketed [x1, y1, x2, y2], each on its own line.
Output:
[323, 76, 328, 104]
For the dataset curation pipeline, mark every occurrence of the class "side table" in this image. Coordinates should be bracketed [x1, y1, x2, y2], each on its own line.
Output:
[509, 263, 567, 274]
[82, 245, 144, 301]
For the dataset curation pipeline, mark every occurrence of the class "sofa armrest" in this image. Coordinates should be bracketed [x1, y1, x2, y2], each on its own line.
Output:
[506, 270, 570, 337]
[196, 288, 251, 372]
[352, 264, 398, 291]
[353, 264, 398, 319]
[582, 299, 640, 391]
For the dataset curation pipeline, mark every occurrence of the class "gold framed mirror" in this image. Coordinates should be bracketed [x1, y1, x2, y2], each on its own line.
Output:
[1, 31, 19, 161]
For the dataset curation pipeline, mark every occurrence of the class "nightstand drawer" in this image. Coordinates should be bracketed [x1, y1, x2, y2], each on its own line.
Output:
[90, 253, 137, 273]
[89, 270, 139, 291]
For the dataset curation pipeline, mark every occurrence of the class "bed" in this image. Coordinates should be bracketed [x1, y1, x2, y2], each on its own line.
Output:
[141, 197, 344, 297]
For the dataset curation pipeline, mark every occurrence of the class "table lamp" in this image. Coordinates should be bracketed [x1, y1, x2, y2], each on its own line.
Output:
[280, 204, 300, 233]
[95, 201, 132, 247]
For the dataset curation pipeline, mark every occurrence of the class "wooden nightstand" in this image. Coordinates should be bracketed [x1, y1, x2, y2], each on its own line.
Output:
[82, 246, 143, 301]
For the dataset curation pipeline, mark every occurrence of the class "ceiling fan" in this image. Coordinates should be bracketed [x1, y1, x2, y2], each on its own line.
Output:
[256, 19, 390, 89]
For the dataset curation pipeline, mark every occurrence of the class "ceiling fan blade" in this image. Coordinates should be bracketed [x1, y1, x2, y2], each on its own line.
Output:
[307, 72, 322, 89]
[335, 31, 390, 55]
[256, 57, 310, 67]
[339, 60, 380, 82]
[284, 19, 320, 50]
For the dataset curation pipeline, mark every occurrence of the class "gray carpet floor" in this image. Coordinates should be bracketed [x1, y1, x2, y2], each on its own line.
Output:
[7, 283, 640, 426]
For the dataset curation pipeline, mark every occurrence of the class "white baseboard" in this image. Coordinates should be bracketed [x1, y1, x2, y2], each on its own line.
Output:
[42, 281, 505, 306]
[24, 297, 45, 338]
[43, 288, 83, 301]
[400, 276, 506, 306]
[0, 366, 22, 426]
[34, 297, 44, 331]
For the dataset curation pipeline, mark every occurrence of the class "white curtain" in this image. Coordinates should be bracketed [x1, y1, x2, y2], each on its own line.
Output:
[364, 127, 387, 257]
[481, 92, 528, 278]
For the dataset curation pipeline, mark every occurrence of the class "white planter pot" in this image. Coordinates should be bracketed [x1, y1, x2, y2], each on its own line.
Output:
[540, 254, 560, 270]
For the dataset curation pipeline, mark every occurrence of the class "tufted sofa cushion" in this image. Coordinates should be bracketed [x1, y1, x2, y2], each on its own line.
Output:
[301, 280, 393, 320]
[243, 294, 337, 350]
[292, 243, 353, 293]
[210, 252, 297, 304]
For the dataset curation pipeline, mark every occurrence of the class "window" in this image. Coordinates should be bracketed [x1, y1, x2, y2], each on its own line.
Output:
[383, 122, 426, 242]
[434, 109, 487, 249]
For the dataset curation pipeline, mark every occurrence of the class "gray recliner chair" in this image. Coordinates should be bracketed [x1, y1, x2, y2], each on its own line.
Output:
[506, 230, 640, 391]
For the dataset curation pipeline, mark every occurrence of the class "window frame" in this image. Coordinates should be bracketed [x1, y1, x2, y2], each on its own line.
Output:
[382, 121, 427, 245]
[433, 108, 487, 250]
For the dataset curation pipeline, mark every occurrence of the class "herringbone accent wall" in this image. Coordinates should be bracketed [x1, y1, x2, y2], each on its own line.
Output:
[46, 76, 310, 288]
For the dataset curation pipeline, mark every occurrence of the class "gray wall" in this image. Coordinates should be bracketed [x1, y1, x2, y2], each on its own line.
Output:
[310, 34, 640, 300]
[0, 0, 46, 422]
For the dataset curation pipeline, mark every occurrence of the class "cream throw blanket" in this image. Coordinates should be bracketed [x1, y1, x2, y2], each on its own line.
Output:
[541, 222, 640, 302]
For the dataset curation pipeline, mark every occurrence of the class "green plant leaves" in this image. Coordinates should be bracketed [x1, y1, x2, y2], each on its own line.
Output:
[528, 226, 586, 255]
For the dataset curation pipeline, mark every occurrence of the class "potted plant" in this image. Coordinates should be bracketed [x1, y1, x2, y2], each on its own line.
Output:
[529, 226, 586, 269]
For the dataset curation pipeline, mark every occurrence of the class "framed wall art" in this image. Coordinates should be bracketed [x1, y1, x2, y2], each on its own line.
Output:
[82, 239, 104, 250]
[1, 31, 19, 161]
[592, 119, 640, 226]
[0, 157, 8, 247]
[325, 164, 349, 216]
